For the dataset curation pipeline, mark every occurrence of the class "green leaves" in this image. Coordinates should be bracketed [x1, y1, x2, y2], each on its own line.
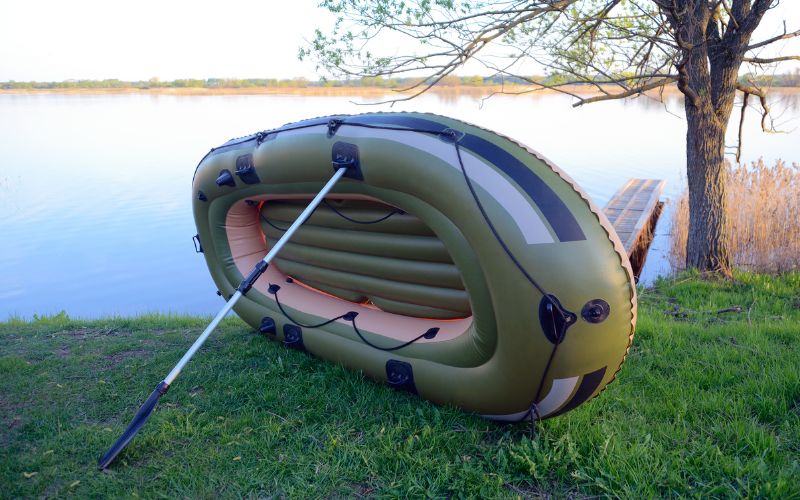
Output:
[300, 0, 682, 102]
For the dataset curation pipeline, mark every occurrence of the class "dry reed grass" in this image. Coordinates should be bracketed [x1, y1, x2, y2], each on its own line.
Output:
[670, 159, 800, 273]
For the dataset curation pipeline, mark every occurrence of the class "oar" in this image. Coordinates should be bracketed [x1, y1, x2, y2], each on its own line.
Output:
[98, 166, 350, 469]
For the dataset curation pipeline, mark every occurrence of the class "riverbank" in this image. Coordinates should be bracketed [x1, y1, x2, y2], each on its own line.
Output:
[1, 272, 798, 497]
[4, 84, 799, 99]
[0, 83, 687, 98]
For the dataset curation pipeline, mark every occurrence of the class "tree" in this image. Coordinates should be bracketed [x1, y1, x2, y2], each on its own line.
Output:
[300, 0, 799, 277]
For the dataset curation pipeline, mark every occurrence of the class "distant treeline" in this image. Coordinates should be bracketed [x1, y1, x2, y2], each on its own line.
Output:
[740, 70, 800, 87]
[3, 71, 800, 89]
[0, 75, 534, 90]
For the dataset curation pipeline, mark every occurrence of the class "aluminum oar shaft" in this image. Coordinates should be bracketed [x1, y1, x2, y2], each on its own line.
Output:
[99, 166, 349, 469]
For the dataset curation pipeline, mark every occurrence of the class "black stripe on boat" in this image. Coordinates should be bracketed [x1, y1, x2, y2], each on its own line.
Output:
[200, 114, 585, 242]
[547, 366, 607, 417]
[355, 115, 585, 242]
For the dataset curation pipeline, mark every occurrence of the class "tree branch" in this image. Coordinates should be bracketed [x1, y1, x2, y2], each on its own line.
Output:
[736, 82, 772, 134]
[748, 22, 800, 50]
[735, 92, 749, 163]
[720, 0, 740, 31]
[743, 55, 800, 64]
[573, 76, 678, 107]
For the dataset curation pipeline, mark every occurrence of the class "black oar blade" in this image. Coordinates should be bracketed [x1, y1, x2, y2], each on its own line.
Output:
[98, 381, 170, 469]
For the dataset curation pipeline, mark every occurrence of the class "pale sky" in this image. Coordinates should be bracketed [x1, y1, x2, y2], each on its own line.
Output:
[1, 0, 798, 82]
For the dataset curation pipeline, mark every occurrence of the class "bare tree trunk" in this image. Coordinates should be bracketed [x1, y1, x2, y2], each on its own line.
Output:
[684, 99, 732, 277]
[674, 1, 744, 279]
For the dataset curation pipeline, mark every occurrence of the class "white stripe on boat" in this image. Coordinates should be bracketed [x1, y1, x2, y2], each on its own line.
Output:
[480, 375, 579, 421]
[278, 125, 556, 245]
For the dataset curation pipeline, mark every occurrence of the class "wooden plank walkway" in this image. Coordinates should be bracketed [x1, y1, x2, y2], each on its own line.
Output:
[603, 178, 666, 277]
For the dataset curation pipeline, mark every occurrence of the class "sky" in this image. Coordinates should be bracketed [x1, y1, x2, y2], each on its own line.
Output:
[1, 0, 798, 82]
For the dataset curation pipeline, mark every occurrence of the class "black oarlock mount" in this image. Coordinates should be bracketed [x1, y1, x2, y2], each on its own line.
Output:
[331, 141, 363, 180]
[538, 294, 577, 345]
[327, 118, 344, 137]
[235, 154, 260, 184]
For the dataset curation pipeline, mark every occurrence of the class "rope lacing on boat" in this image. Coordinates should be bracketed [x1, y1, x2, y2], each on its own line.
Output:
[246, 118, 577, 421]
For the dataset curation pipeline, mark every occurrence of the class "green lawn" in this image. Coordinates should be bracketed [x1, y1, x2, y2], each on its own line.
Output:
[1, 272, 798, 498]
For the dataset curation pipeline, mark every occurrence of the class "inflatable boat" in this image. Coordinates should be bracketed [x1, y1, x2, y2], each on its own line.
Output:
[191, 112, 636, 421]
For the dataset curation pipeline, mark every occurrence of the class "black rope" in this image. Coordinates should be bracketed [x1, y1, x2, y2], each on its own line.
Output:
[257, 198, 402, 232]
[293, 119, 572, 319]
[529, 403, 542, 436]
[350, 316, 438, 352]
[247, 118, 574, 405]
[270, 284, 350, 328]
[264, 120, 568, 302]
[269, 283, 438, 352]
[258, 210, 292, 232]
[526, 302, 567, 427]
[453, 143, 551, 300]
[251, 118, 444, 143]
[449, 137, 579, 425]
[322, 199, 404, 224]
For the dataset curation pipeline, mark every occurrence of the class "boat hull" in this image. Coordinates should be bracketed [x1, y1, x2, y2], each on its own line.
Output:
[192, 112, 636, 420]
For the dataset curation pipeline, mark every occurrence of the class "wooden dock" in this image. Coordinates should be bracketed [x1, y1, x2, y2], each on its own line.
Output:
[603, 178, 666, 279]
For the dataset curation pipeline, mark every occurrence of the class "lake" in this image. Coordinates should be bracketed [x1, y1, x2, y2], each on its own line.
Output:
[1, 90, 798, 319]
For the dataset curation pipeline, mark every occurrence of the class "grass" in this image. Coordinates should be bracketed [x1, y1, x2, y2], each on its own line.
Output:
[670, 159, 800, 273]
[1, 272, 799, 498]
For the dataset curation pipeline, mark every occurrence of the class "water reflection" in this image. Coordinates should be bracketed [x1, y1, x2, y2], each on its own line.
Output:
[0, 90, 797, 318]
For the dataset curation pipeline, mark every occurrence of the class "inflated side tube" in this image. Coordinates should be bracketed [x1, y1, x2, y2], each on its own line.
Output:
[192, 112, 636, 420]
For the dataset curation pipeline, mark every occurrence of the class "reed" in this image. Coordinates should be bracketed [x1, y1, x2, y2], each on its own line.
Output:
[669, 159, 800, 273]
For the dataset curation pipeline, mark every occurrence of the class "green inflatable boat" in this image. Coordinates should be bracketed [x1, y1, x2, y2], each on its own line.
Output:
[192, 112, 636, 421]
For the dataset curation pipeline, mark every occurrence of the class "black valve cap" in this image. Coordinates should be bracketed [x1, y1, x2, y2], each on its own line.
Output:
[216, 169, 235, 187]
[581, 299, 610, 323]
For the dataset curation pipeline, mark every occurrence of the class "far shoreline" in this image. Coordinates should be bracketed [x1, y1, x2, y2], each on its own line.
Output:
[4, 84, 798, 102]
[0, 83, 691, 98]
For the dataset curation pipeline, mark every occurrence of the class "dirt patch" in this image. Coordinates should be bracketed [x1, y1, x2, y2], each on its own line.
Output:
[0, 417, 21, 447]
[6, 415, 21, 430]
[61, 327, 124, 341]
[0, 395, 26, 447]
[0, 394, 31, 413]
[505, 482, 567, 499]
[349, 482, 374, 498]
[104, 349, 148, 363]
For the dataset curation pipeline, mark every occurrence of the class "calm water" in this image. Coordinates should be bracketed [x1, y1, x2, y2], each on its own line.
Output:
[1, 91, 798, 319]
